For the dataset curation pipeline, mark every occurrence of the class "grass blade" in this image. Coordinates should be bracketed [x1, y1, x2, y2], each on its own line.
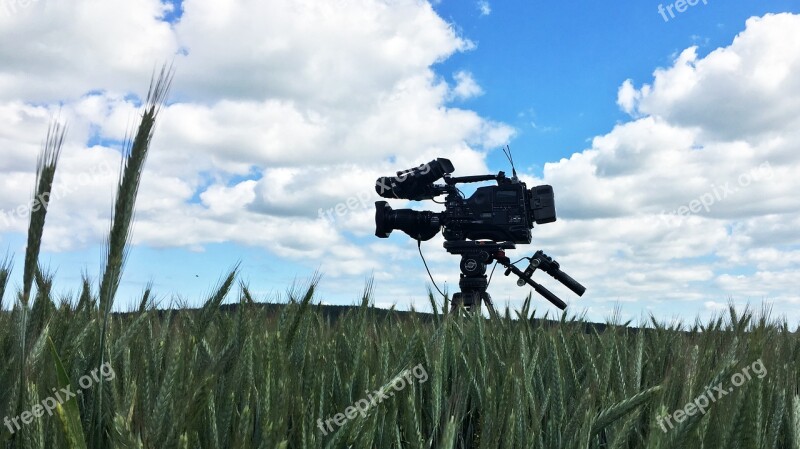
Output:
[48, 337, 88, 449]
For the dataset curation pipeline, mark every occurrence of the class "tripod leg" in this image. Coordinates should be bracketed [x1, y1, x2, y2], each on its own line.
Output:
[451, 292, 463, 314]
[483, 293, 498, 319]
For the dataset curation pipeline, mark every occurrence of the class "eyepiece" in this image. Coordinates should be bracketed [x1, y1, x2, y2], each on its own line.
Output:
[375, 158, 454, 200]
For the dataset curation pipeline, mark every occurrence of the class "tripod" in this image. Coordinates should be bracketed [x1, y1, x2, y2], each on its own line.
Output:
[444, 240, 586, 315]
[445, 241, 512, 318]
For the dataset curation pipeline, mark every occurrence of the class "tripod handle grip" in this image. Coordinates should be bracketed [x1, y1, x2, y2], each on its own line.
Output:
[530, 282, 568, 310]
[503, 263, 567, 310]
[553, 269, 586, 297]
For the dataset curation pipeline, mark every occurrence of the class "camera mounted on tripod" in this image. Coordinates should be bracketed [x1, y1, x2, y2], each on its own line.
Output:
[374, 157, 585, 313]
[375, 158, 556, 241]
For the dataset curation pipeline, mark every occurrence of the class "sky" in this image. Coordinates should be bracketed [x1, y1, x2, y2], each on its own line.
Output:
[0, 0, 799, 324]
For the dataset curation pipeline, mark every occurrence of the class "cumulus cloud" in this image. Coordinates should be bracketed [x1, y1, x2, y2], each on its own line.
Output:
[620, 14, 800, 142]
[477, 1, 491, 16]
[1, 2, 799, 321]
[616, 79, 640, 115]
[0, 0, 178, 102]
[0, 0, 513, 289]
[528, 13, 800, 317]
[450, 71, 484, 101]
[173, 0, 474, 105]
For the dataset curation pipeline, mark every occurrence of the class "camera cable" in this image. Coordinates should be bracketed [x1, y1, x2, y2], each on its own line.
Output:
[417, 240, 447, 298]
[486, 261, 498, 287]
[486, 257, 525, 288]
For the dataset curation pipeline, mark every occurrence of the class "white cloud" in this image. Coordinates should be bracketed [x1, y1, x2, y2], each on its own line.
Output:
[173, 0, 474, 105]
[616, 79, 640, 115]
[477, 1, 491, 16]
[450, 71, 484, 100]
[0, 0, 514, 295]
[526, 13, 800, 317]
[0, 0, 178, 102]
[623, 14, 800, 141]
[2, 2, 800, 321]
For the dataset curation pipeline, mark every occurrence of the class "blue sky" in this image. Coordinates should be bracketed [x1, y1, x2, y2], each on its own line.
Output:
[430, 0, 800, 171]
[1, 0, 799, 324]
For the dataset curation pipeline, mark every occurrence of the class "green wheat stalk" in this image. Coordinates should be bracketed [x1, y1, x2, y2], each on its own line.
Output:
[11, 120, 65, 449]
[22, 120, 64, 305]
[92, 64, 173, 449]
[98, 65, 173, 314]
[0, 252, 12, 310]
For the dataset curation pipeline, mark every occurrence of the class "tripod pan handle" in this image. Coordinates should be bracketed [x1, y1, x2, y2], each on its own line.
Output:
[530, 282, 567, 310]
[504, 262, 567, 310]
[553, 269, 586, 297]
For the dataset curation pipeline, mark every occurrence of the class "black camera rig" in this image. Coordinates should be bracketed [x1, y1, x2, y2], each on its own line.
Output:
[374, 157, 585, 314]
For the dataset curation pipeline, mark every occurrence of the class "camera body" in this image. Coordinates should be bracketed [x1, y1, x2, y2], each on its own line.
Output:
[374, 158, 556, 244]
[440, 181, 555, 243]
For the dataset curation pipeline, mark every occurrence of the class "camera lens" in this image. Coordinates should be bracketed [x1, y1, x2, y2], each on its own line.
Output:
[374, 201, 441, 241]
[375, 201, 392, 238]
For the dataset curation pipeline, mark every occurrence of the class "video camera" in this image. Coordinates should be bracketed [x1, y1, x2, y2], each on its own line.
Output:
[374, 157, 585, 312]
[374, 158, 556, 243]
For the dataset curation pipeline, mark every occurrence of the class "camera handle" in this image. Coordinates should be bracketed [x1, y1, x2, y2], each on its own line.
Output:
[520, 250, 586, 297]
[495, 252, 568, 310]
[497, 250, 586, 310]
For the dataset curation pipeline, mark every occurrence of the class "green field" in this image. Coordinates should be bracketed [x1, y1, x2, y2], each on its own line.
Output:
[1, 69, 799, 449]
[1, 276, 799, 448]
